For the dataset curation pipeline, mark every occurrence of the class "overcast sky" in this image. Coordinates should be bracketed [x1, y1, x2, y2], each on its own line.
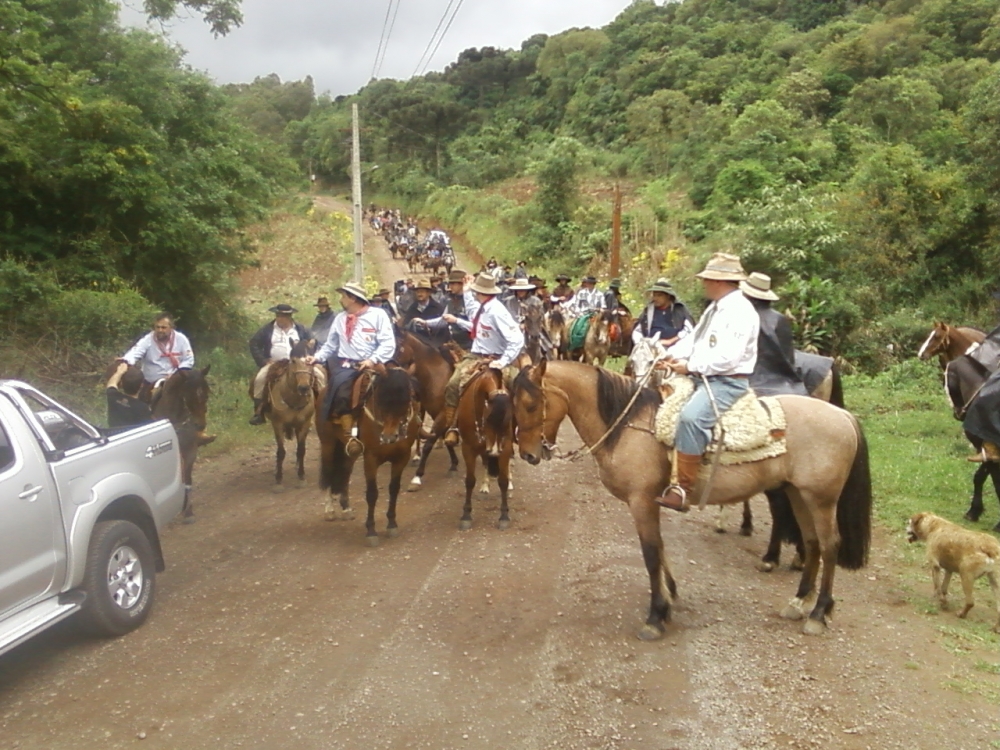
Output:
[119, 0, 636, 97]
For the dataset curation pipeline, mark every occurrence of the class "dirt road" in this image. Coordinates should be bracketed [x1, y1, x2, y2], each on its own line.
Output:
[2, 202, 997, 750]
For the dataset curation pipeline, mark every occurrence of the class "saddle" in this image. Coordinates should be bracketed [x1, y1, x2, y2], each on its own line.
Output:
[350, 366, 385, 410]
[653, 376, 787, 466]
[568, 312, 596, 351]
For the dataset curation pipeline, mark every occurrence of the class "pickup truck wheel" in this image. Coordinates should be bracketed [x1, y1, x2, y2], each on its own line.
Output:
[78, 520, 156, 637]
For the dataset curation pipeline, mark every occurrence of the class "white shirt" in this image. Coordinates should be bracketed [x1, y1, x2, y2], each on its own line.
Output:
[670, 289, 759, 376]
[123, 330, 195, 382]
[453, 297, 524, 368]
[270, 323, 301, 361]
[314, 306, 396, 364]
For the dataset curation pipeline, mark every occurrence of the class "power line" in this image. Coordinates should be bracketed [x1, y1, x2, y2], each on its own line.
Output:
[412, 0, 457, 77]
[419, 0, 467, 76]
[371, 0, 396, 81]
[373, 0, 402, 80]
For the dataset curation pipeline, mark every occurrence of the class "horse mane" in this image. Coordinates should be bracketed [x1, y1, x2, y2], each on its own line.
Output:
[595, 368, 661, 451]
[548, 309, 564, 326]
[290, 340, 310, 358]
[373, 367, 413, 418]
[512, 368, 541, 399]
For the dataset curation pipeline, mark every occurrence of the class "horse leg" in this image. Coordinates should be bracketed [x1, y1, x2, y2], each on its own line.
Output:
[446, 444, 459, 471]
[408, 433, 436, 491]
[793, 490, 840, 635]
[630, 495, 675, 641]
[180, 448, 196, 522]
[295, 424, 308, 487]
[323, 441, 356, 521]
[740, 499, 753, 536]
[364, 454, 380, 547]
[386, 451, 407, 538]
[496, 452, 511, 530]
[989, 463, 1000, 532]
[759, 489, 803, 573]
[272, 422, 286, 492]
[460, 442, 477, 530]
[779, 488, 823, 624]
[965, 463, 988, 522]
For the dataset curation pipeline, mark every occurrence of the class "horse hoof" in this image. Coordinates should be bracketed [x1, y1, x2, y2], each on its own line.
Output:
[410, 456, 420, 466]
[780, 603, 805, 621]
[340, 507, 356, 521]
[714, 526, 726, 535]
[272, 484, 285, 494]
[636, 624, 665, 641]
[181, 515, 197, 526]
[459, 519, 472, 531]
[408, 476, 422, 492]
[802, 618, 827, 636]
[386, 527, 400, 538]
[739, 526, 753, 537]
[496, 518, 510, 531]
[366, 535, 380, 548]
[756, 561, 775, 573]
[448, 465, 458, 472]
[479, 485, 490, 495]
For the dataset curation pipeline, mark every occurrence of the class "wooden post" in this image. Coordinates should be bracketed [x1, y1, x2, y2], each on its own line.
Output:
[351, 103, 364, 282]
[610, 183, 621, 278]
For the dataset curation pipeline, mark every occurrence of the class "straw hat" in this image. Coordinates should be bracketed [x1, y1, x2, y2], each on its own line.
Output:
[740, 272, 779, 301]
[448, 269, 466, 283]
[413, 277, 434, 291]
[336, 282, 369, 303]
[508, 279, 536, 292]
[268, 303, 298, 314]
[645, 278, 676, 296]
[695, 252, 747, 281]
[469, 273, 502, 295]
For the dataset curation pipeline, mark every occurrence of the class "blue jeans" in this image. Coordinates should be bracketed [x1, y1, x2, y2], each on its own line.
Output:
[675, 376, 750, 454]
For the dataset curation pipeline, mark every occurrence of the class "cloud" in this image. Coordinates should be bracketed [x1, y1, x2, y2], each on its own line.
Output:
[118, 0, 634, 96]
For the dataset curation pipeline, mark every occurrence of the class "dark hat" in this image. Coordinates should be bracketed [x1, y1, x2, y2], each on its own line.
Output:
[556, 274, 571, 282]
[582, 275, 597, 284]
[609, 278, 621, 290]
[535, 278, 548, 287]
[378, 288, 391, 296]
[315, 296, 330, 306]
[448, 269, 466, 282]
[269, 303, 298, 314]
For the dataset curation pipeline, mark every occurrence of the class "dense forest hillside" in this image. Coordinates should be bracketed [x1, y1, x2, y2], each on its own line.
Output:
[228, 0, 1000, 368]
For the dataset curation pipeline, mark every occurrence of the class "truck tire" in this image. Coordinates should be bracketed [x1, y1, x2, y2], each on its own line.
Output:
[78, 520, 157, 637]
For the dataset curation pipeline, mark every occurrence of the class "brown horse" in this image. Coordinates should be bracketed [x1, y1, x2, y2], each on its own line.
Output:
[608, 310, 634, 359]
[918, 322, 985, 369]
[455, 365, 516, 530]
[567, 310, 615, 366]
[544, 309, 569, 360]
[261, 341, 321, 491]
[511, 359, 872, 639]
[392, 331, 460, 489]
[315, 367, 421, 545]
[151, 366, 212, 522]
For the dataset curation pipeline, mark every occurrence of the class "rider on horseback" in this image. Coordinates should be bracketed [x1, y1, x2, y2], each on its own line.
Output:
[656, 253, 760, 512]
[440, 273, 525, 447]
[248, 304, 314, 426]
[571, 276, 605, 316]
[743, 272, 808, 397]
[632, 278, 695, 352]
[119, 312, 195, 399]
[420, 269, 476, 350]
[401, 277, 445, 331]
[307, 283, 396, 458]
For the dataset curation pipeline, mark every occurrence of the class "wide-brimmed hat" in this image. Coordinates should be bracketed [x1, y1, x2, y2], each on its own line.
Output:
[581, 275, 597, 284]
[413, 277, 434, 291]
[378, 288, 391, 296]
[469, 273, 502, 295]
[609, 278, 622, 290]
[740, 272, 779, 301]
[269, 303, 298, 314]
[314, 296, 329, 307]
[336, 282, 369, 303]
[646, 278, 676, 296]
[555, 274, 571, 282]
[509, 279, 536, 292]
[448, 269, 466, 283]
[534, 278, 548, 288]
[696, 252, 747, 281]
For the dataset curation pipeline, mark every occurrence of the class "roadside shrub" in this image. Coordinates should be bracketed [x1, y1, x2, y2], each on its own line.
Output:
[0, 261, 59, 318]
[40, 289, 157, 351]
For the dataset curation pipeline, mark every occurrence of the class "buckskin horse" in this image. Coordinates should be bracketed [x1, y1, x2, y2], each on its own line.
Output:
[259, 341, 321, 491]
[511, 359, 872, 639]
[567, 310, 615, 366]
[918, 322, 985, 369]
[150, 366, 212, 522]
[315, 366, 421, 545]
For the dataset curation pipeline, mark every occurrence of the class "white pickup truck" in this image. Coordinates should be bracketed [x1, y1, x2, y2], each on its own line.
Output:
[0, 380, 185, 656]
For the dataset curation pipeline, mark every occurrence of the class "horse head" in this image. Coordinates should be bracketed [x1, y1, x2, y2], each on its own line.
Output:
[479, 367, 512, 458]
[157, 366, 211, 432]
[590, 310, 615, 347]
[511, 359, 553, 464]
[287, 341, 316, 397]
[368, 367, 415, 445]
[918, 321, 948, 360]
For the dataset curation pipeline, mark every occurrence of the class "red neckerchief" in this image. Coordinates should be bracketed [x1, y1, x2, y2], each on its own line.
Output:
[345, 305, 369, 342]
[155, 331, 181, 369]
[471, 299, 488, 339]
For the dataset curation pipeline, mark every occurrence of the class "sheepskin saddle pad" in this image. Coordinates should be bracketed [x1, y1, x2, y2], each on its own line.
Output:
[653, 376, 787, 466]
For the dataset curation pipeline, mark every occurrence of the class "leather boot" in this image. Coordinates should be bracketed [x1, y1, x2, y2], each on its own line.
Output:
[340, 413, 364, 458]
[248, 398, 266, 426]
[655, 452, 703, 512]
[441, 406, 459, 447]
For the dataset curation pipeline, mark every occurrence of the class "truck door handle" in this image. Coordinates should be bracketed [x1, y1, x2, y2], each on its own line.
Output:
[19, 484, 43, 501]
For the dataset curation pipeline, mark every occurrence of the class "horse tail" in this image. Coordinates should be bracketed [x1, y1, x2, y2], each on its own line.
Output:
[828, 363, 845, 409]
[486, 455, 500, 477]
[836, 417, 872, 570]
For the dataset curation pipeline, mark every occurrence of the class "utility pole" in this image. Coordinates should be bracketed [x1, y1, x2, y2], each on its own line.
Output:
[610, 183, 621, 278]
[351, 103, 364, 282]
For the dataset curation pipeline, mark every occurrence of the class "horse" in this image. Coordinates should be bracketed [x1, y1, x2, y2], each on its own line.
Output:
[918, 322, 985, 369]
[454, 365, 517, 530]
[260, 341, 321, 491]
[543, 309, 569, 360]
[567, 310, 615, 366]
[511, 359, 872, 638]
[315, 367, 421, 545]
[608, 310, 634, 360]
[945, 355, 1000, 531]
[523, 304, 546, 365]
[392, 330, 461, 488]
[150, 366, 212, 522]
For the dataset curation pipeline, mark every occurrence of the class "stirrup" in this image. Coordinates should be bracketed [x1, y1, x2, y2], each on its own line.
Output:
[345, 436, 364, 458]
[655, 485, 689, 512]
[443, 427, 460, 446]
